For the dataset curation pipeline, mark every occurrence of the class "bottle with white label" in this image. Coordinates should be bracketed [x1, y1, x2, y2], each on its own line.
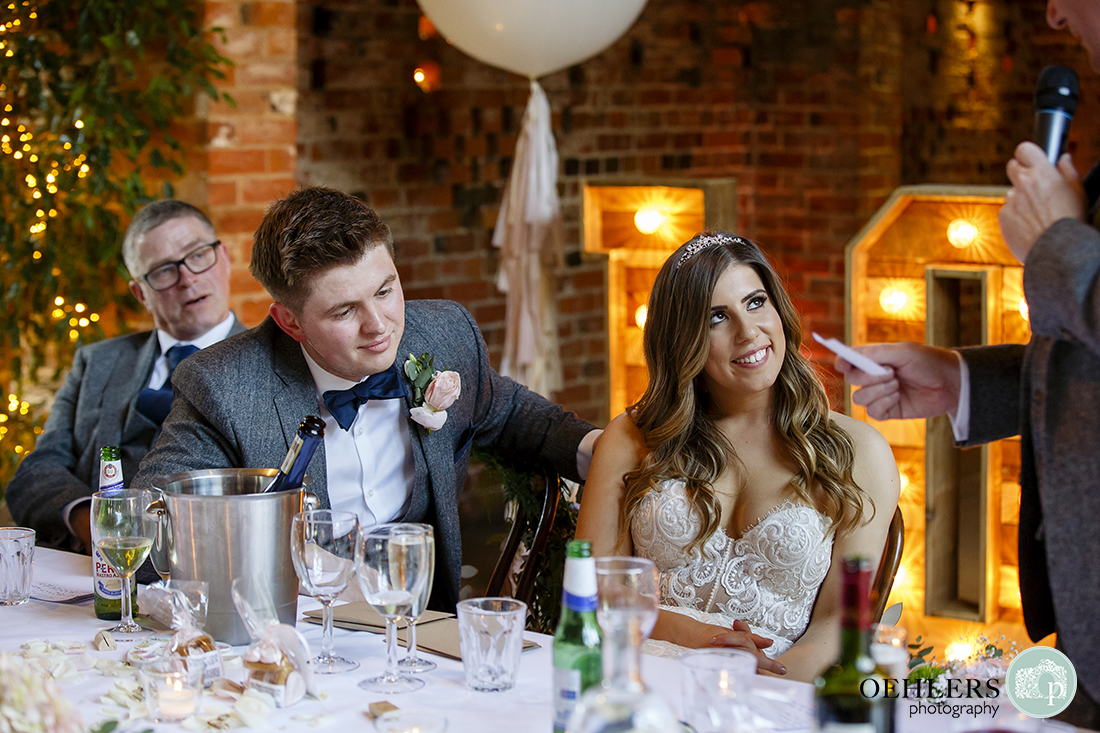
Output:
[93, 445, 135, 620]
[552, 540, 602, 732]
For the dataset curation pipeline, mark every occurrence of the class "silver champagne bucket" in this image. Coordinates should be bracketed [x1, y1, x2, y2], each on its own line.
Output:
[146, 469, 319, 645]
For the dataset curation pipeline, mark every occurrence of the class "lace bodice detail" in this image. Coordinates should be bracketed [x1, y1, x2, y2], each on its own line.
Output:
[631, 479, 833, 658]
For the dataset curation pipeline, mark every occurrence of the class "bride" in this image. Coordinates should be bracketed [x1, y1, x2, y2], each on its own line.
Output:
[575, 232, 899, 682]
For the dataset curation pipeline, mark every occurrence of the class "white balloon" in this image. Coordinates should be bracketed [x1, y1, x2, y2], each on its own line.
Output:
[416, 0, 648, 79]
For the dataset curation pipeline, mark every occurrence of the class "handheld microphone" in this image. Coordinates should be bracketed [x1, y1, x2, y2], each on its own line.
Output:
[1034, 65, 1079, 164]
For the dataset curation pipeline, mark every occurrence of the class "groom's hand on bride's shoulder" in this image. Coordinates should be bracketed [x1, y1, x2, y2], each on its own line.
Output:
[708, 620, 787, 676]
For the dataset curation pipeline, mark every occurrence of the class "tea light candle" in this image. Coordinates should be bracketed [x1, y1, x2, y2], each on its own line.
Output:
[154, 675, 198, 721]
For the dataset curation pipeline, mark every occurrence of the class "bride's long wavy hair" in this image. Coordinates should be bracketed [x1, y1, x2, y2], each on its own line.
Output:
[619, 232, 871, 549]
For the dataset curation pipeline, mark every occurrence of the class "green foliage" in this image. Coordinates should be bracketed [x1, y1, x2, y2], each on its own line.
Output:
[0, 0, 231, 492]
[91, 721, 152, 733]
[907, 635, 935, 670]
[402, 352, 436, 405]
[907, 662, 948, 681]
[475, 450, 579, 634]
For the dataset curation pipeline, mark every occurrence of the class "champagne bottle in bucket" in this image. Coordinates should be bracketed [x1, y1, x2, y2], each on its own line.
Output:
[264, 416, 324, 493]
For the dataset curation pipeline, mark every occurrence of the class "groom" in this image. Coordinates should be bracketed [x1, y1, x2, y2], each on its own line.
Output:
[132, 187, 599, 610]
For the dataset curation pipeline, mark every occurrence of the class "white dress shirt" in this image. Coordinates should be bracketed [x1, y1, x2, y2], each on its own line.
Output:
[301, 348, 416, 528]
[949, 350, 971, 443]
[147, 313, 237, 390]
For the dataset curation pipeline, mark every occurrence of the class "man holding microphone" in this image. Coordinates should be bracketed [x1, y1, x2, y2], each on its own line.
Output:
[836, 1, 1100, 724]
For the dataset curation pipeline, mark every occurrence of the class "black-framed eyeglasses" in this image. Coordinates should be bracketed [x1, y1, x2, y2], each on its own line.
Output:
[141, 241, 221, 291]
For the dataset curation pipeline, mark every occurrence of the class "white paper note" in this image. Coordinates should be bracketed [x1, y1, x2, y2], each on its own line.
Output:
[812, 332, 889, 376]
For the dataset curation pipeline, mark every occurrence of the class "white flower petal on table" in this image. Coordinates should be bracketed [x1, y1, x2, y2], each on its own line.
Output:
[233, 688, 277, 727]
[95, 658, 135, 677]
[50, 658, 84, 684]
[70, 652, 96, 671]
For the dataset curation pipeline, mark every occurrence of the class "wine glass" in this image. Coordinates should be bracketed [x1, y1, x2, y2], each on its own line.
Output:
[399, 524, 436, 673]
[90, 489, 155, 640]
[291, 510, 360, 674]
[568, 556, 678, 733]
[355, 523, 431, 693]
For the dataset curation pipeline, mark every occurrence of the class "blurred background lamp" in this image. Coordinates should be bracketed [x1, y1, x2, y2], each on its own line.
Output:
[634, 304, 647, 329]
[945, 641, 974, 662]
[879, 287, 908, 314]
[634, 207, 663, 234]
[1019, 297, 1029, 323]
[412, 62, 441, 93]
[947, 218, 978, 248]
[893, 564, 907, 589]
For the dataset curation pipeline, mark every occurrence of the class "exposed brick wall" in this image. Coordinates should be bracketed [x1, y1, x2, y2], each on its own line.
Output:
[898, 2, 1100, 185]
[197, 0, 299, 326]
[289, 0, 1090, 425]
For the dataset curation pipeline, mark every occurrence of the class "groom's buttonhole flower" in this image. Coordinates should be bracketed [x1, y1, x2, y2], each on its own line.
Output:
[404, 352, 461, 432]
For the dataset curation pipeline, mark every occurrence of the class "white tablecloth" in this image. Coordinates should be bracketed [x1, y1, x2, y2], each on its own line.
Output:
[0, 547, 1074, 733]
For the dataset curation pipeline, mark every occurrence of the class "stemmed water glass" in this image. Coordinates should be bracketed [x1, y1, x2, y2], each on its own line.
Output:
[90, 489, 155, 641]
[355, 523, 432, 693]
[399, 524, 436, 673]
[291, 510, 360, 674]
[569, 556, 678, 733]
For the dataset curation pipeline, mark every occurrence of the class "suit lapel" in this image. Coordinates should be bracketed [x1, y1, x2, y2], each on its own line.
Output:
[404, 375, 431, 521]
[118, 332, 161, 445]
[397, 326, 452, 523]
[270, 325, 330, 508]
[227, 315, 247, 338]
[118, 317, 247, 445]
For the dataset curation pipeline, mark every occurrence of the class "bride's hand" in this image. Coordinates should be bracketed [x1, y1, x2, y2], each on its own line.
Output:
[708, 619, 787, 676]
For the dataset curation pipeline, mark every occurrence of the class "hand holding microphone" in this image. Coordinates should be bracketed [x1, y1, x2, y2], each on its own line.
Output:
[998, 66, 1088, 262]
[1034, 65, 1079, 164]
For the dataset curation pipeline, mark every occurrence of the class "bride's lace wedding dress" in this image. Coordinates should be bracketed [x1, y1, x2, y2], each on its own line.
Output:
[632, 480, 833, 659]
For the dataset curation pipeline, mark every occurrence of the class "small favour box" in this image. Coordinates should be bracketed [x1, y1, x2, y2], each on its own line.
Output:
[231, 576, 317, 708]
[143, 580, 224, 687]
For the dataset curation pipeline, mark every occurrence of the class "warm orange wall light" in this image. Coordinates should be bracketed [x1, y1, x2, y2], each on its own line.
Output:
[413, 62, 441, 93]
[634, 207, 663, 234]
[634, 304, 648, 329]
[947, 218, 978, 248]
[879, 287, 909, 314]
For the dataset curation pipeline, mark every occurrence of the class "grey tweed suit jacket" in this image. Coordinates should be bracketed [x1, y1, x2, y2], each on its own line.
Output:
[960, 218, 1100, 702]
[131, 300, 593, 611]
[6, 317, 246, 548]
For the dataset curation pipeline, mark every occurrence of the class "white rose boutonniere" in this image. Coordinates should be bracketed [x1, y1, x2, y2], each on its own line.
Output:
[404, 352, 461, 432]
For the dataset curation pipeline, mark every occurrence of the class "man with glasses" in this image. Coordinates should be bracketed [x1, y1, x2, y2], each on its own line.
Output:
[7, 200, 244, 551]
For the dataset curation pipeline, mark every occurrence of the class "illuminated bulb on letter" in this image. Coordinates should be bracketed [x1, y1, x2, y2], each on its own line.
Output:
[634, 207, 663, 234]
[634, 305, 647, 329]
[1019, 297, 1029, 323]
[879, 288, 908, 315]
[947, 218, 977, 248]
[945, 642, 974, 662]
[894, 564, 907, 589]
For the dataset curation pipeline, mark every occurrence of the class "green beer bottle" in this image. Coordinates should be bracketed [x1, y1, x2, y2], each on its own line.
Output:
[93, 446, 136, 620]
[552, 540, 602, 732]
[814, 556, 893, 733]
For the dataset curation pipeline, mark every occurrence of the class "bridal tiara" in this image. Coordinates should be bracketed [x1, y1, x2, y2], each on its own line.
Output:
[675, 233, 749, 268]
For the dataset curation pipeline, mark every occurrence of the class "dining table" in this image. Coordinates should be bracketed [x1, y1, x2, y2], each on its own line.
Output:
[0, 546, 1080, 733]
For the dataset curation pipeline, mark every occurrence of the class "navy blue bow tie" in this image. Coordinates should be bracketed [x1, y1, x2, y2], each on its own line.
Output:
[322, 364, 408, 431]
